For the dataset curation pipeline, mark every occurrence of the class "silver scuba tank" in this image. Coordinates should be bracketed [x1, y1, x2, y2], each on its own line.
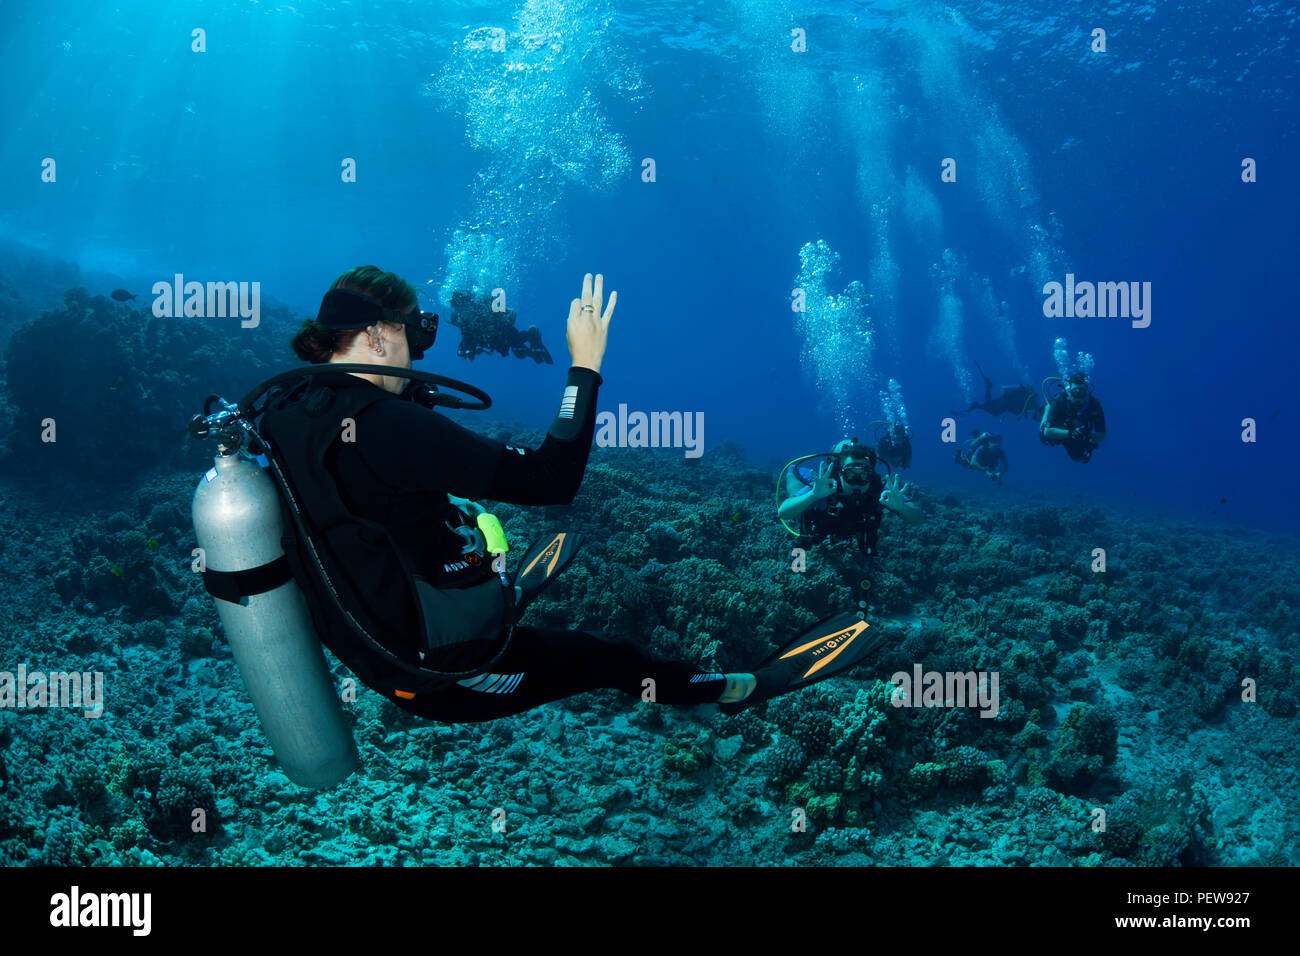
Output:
[192, 451, 359, 789]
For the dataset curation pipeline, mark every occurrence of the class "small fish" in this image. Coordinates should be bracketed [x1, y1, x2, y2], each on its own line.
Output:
[1270, 408, 1281, 418]
[146, 538, 160, 552]
[732, 512, 742, 522]
[110, 289, 136, 302]
[109, 565, 123, 578]
[1219, 498, 1227, 505]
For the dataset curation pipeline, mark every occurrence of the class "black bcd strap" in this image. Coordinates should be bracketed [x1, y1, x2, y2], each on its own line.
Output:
[202, 556, 293, 605]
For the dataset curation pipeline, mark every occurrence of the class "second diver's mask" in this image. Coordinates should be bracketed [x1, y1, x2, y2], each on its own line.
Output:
[832, 439, 877, 493]
[1063, 374, 1092, 406]
[317, 287, 439, 360]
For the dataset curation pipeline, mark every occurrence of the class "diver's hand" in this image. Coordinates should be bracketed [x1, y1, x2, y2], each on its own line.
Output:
[567, 273, 616, 375]
[810, 459, 837, 498]
[1069, 425, 1090, 442]
[880, 475, 923, 524]
[881, 475, 912, 502]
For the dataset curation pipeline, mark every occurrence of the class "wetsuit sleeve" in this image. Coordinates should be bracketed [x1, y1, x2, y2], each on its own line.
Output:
[1088, 400, 1107, 434]
[1039, 402, 1057, 442]
[485, 366, 603, 504]
[352, 367, 603, 506]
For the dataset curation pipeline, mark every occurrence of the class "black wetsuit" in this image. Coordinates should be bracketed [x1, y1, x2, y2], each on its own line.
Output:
[262, 367, 724, 722]
[961, 434, 1007, 475]
[959, 364, 1040, 420]
[877, 433, 912, 469]
[1041, 395, 1106, 462]
[973, 443, 1007, 474]
[956, 438, 1000, 483]
[800, 480, 885, 563]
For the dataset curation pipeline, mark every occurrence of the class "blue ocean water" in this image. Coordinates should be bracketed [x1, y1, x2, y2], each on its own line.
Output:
[1, 0, 1295, 529]
[0, 0, 1298, 873]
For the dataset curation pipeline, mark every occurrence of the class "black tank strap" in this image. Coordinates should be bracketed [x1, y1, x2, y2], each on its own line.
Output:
[202, 556, 292, 605]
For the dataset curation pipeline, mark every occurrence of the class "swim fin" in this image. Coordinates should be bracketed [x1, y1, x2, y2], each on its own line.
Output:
[512, 531, 583, 615]
[720, 612, 886, 714]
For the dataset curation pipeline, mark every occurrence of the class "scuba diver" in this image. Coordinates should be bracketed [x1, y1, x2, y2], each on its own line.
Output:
[1040, 371, 1106, 463]
[777, 438, 923, 585]
[449, 289, 552, 364]
[873, 421, 913, 470]
[953, 363, 1041, 421]
[955, 429, 1008, 486]
[197, 265, 887, 741]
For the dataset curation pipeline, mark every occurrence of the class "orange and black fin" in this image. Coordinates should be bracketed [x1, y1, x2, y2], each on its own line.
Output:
[720, 611, 886, 714]
[513, 531, 584, 614]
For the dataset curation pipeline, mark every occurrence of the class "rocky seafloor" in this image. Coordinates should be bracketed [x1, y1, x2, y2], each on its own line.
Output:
[1, 441, 1297, 867]
[0, 276, 1297, 867]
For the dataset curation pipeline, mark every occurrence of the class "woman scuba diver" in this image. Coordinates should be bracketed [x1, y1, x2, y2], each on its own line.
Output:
[197, 265, 887, 753]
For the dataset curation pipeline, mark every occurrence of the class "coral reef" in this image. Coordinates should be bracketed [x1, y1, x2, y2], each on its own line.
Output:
[2, 279, 1298, 867]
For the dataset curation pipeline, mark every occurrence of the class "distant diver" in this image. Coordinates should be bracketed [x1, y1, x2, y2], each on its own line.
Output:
[954, 363, 1041, 420]
[191, 265, 884, 782]
[955, 429, 1008, 486]
[777, 438, 924, 589]
[873, 421, 913, 470]
[449, 289, 553, 364]
[1040, 371, 1106, 463]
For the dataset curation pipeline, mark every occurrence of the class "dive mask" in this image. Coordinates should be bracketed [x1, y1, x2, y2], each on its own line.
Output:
[317, 287, 439, 360]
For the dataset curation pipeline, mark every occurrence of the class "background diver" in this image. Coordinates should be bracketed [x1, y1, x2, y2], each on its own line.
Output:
[255, 267, 889, 724]
[449, 288, 553, 364]
[777, 438, 924, 579]
[1039, 371, 1106, 463]
[955, 429, 1008, 486]
[874, 422, 913, 469]
[953, 362, 1042, 421]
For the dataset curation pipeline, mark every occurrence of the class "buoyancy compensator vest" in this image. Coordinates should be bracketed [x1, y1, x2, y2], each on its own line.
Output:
[190, 364, 507, 787]
[255, 370, 516, 694]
